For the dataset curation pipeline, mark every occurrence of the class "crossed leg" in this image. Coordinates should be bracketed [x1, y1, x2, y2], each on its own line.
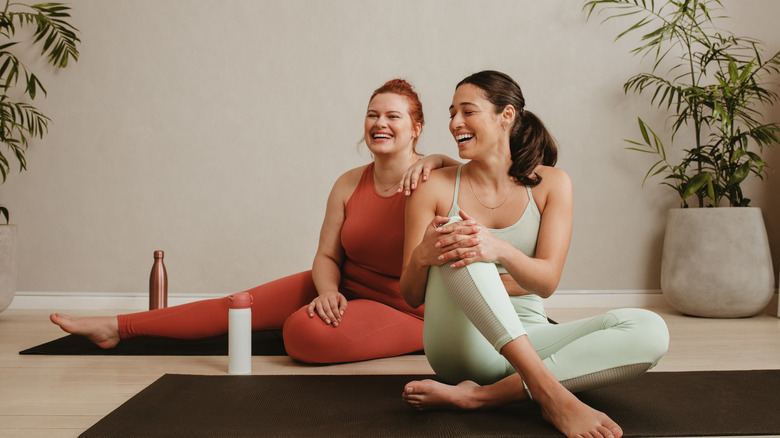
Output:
[402, 260, 671, 438]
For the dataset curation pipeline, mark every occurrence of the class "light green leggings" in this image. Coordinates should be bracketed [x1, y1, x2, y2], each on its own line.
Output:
[423, 261, 670, 392]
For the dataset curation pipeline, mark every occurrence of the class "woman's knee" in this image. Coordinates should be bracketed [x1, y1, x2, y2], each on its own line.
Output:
[282, 306, 332, 364]
[611, 308, 670, 361]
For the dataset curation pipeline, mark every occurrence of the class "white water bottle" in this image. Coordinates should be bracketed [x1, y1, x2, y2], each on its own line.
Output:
[228, 292, 252, 374]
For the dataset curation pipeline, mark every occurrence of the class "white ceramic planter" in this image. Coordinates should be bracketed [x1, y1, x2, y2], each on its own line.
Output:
[0, 224, 17, 313]
[661, 208, 775, 318]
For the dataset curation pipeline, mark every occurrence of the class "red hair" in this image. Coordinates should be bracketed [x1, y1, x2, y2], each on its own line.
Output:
[369, 79, 425, 154]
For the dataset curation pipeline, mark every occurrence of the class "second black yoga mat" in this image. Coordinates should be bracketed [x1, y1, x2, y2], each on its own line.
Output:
[20, 331, 425, 356]
[80, 370, 780, 437]
[19, 331, 289, 355]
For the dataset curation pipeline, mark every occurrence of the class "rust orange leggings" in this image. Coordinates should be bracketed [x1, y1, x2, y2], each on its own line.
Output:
[117, 271, 423, 364]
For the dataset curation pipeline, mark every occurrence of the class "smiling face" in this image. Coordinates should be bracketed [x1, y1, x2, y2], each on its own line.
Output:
[364, 92, 421, 157]
[449, 83, 511, 160]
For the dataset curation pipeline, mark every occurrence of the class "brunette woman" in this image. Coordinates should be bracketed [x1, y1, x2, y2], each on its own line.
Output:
[400, 71, 668, 438]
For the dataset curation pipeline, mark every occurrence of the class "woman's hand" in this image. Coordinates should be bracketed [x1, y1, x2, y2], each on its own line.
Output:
[436, 211, 510, 268]
[411, 215, 455, 267]
[307, 291, 347, 327]
[400, 155, 447, 196]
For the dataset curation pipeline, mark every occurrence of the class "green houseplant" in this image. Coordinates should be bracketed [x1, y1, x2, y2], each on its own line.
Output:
[0, 1, 79, 313]
[584, 0, 778, 317]
[0, 1, 79, 223]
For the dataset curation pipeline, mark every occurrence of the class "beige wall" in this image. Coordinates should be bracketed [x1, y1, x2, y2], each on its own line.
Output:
[3, 0, 779, 296]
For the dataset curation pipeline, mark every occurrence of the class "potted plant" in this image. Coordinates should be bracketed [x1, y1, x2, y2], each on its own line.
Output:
[0, 2, 79, 313]
[584, 0, 779, 317]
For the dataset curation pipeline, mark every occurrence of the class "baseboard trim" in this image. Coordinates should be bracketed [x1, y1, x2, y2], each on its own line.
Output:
[10, 291, 226, 310]
[8, 289, 681, 310]
[9, 289, 779, 312]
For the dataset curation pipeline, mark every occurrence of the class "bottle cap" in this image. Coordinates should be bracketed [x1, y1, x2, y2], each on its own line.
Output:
[228, 291, 253, 309]
[154, 250, 164, 259]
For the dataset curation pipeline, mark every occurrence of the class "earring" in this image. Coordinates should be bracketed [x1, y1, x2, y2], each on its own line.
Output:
[503, 122, 508, 130]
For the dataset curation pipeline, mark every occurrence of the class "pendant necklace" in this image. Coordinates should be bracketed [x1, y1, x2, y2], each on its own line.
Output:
[374, 172, 399, 193]
[467, 167, 510, 210]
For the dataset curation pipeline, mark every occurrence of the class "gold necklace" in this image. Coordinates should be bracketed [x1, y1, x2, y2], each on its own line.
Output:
[466, 167, 510, 210]
[373, 172, 399, 193]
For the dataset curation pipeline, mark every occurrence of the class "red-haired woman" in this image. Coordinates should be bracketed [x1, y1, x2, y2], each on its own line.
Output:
[51, 79, 459, 364]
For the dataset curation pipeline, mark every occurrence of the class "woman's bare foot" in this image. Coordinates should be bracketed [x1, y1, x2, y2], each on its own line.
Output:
[403, 375, 621, 438]
[49, 313, 121, 349]
[403, 379, 482, 410]
[402, 377, 526, 411]
[537, 386, 623, 438]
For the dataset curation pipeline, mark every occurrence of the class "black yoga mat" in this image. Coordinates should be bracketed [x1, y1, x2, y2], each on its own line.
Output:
[19, 330, 289, 356]
[80, 370, 780, 437]
[19, 330, 425, 356]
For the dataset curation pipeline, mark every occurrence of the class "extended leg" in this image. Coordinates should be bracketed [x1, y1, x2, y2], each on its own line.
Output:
[51, 271, 318, 346]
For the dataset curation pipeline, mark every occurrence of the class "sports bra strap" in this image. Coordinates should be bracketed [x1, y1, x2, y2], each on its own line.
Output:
[452, 165, 463, 209]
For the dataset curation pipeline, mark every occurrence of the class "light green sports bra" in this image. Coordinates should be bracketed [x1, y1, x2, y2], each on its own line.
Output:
[446, 165, 541, 274]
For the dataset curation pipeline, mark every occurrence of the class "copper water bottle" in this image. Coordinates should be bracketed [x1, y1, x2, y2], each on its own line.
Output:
[149, 250, 168, 310]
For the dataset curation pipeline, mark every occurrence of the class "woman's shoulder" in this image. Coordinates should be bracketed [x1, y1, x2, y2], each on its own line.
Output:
[414, 165, 458, 196]
[427, 165, 459, 184]
[535, 166, 571, 189]
[330, 164, 369, 200]
[337, 164, 369, 184]
[408, 166, 458, 217]
[531, 166, 572, 213]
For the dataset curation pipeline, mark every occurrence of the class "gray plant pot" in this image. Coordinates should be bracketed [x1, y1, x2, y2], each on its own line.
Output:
[661, 208, 775, 318]
[0, 224, 17, 313]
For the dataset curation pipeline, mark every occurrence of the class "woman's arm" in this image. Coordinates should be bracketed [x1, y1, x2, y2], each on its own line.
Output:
[400, 154, 462, 196]
[308, 169, 360, 326]
[436, 168, 573, 298]
[399, 174, 452, 308]
[501, 168, 572, 297]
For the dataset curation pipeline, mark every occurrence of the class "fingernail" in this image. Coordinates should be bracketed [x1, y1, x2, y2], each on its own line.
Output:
[434, 242, 441, 248]
[325, 319, 331, 324]
[438, 255, 444, 261]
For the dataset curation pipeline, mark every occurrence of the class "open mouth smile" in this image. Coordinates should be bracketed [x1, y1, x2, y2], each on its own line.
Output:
[372, 133, 393, 140]
[455, 133, 474, 145]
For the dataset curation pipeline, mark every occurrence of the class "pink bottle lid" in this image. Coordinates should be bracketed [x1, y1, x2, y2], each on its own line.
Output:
[228, 291, 253, 309]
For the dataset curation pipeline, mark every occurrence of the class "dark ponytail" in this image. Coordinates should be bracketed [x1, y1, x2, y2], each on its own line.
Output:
[457, 70, 557, 186]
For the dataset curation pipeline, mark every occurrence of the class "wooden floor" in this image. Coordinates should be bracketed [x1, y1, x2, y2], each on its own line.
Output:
[2, 306, 779, 438]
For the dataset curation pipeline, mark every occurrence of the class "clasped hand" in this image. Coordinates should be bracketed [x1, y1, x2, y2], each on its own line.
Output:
[420, 211, 506, 269]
